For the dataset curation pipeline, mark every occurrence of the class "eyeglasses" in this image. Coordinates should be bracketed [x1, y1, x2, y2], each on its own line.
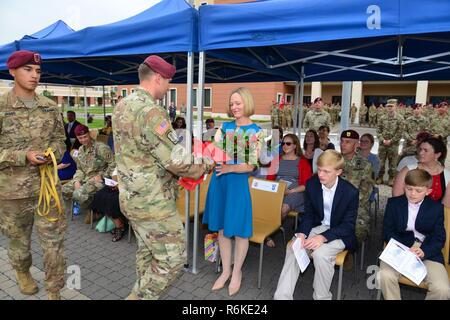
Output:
[281, 142, 293, 146]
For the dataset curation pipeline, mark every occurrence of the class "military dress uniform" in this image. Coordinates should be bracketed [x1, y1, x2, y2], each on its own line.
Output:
[62, 136, 115, 208]
[0, 89, 67, 295]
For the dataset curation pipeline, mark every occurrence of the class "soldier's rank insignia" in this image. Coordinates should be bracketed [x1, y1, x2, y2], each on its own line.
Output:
[167, 130, 178, 145]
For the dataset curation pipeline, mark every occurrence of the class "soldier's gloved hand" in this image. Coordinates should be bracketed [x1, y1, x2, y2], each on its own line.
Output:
[26, 151, 48, 165]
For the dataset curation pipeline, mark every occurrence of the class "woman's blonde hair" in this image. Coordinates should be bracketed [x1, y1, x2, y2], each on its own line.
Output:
[317, 149, 344, 170]
[227, 87, 255, 117]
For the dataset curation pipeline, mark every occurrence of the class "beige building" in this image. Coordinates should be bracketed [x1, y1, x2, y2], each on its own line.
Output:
[0, 80, 117, 108]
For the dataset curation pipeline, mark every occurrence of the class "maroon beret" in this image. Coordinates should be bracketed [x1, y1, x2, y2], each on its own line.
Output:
[143, 55, 176, 79]
[340, 129, 359, 140]
[7, 50, 41, 69]
[313, 97, 323, 104]
[74, 124, 89, 136]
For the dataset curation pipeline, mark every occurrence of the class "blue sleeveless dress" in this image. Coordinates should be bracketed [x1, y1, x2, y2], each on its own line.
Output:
[202, 121, 262, 238]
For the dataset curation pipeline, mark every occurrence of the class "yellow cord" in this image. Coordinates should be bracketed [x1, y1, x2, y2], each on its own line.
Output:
[37, 148, 63, 222]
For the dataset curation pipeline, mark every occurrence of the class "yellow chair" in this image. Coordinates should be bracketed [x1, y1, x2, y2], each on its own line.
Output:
[96, 134, 109, 146]
[89, 129, 99, 140]
[377, 206, 450, 299]
[248, 177, 286, 289]
[176, 174, 211, 224]
[288, 210, 301, 230]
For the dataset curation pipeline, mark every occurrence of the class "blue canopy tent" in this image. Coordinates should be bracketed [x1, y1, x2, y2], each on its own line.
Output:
[199, 0, 450, 81]
[0, 20, 74, 73]
[199, 0, 450, 136]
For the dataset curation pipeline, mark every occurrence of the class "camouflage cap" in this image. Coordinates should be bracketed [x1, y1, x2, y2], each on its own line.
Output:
[340, 129, 359, 140]
[386, 99, 398, 106]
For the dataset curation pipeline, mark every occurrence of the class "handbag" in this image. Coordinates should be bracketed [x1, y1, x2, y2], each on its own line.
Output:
[204, 233, 219, 262]
[95, 216, 115, 233]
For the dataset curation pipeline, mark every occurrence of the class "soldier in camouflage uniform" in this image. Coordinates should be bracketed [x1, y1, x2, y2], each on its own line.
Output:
[62, 124, 115, 211]
[368, 103, 377, 127]
[285, 104, 293, 130]
[350, 103, 357, 124]
[359, 103, 368, 126]
[376, 99, 405, 186]
[303, 97, 331, 131]
[113, 55, 212, 300]
[340, 130, 374, 243]
[430, 102, 450, 141]
[271, 102, 279, 128]
[400, 104, 428, 159]
[0, 51, 67, 300]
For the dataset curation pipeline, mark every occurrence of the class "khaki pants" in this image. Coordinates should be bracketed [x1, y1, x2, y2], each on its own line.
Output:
[380, 259, 450, 300]
[0, 197, 67, 293]
[274, 225, 346, 300]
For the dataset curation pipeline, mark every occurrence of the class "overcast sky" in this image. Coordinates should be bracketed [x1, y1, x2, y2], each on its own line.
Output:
[0, 0, 161, 44]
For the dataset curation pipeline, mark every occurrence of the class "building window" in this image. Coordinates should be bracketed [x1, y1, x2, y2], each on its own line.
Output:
[285, 94, 293, 104]
[192, 88, 212, 108]
[429, 96, 450, 105]
[276, 93, 283, 103]
[121, 89, 127, 97]
[332, 96, 342, 104]
[303, 96, 311, 104]
[169, 88, 177, 105]
[364, 95, 415, 106]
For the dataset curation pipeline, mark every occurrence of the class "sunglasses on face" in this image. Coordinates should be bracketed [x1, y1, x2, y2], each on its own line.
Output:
[281, 142, 293, 146]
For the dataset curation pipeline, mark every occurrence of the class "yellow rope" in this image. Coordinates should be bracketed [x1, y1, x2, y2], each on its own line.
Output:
[37, 148, 63, 222]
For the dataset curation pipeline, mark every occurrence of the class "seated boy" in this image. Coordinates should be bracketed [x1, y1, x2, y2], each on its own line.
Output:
[380, 168, 450, 300]
[274, 150, 358, 300]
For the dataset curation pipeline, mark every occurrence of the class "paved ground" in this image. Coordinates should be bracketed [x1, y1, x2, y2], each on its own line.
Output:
[0, 183, 426, 300]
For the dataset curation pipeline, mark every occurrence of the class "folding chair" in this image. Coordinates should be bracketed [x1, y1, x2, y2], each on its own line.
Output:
[377, 206, 450, 299]
[369, 186, 380, 227]
[248, 177, 286, 289]
[176, 174, 211, 224]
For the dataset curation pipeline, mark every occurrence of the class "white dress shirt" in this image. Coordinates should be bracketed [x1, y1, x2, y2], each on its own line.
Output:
[321, 178, 339, 226]
[406, 200, 425, 243]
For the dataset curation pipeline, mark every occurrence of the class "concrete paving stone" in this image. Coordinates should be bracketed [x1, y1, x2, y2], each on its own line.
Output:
[177, 291, 195, 300]
[191, 287, 210, 299]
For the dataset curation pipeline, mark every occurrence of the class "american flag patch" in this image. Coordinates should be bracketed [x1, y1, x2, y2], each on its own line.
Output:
[155, 120, 169, 135]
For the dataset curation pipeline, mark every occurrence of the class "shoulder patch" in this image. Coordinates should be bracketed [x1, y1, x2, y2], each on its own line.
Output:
[155, 119, 170, 136]
[167, 130, 179, 145]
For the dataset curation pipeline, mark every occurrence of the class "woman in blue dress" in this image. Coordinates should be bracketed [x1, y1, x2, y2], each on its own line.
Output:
[203, 87, 264, 296]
